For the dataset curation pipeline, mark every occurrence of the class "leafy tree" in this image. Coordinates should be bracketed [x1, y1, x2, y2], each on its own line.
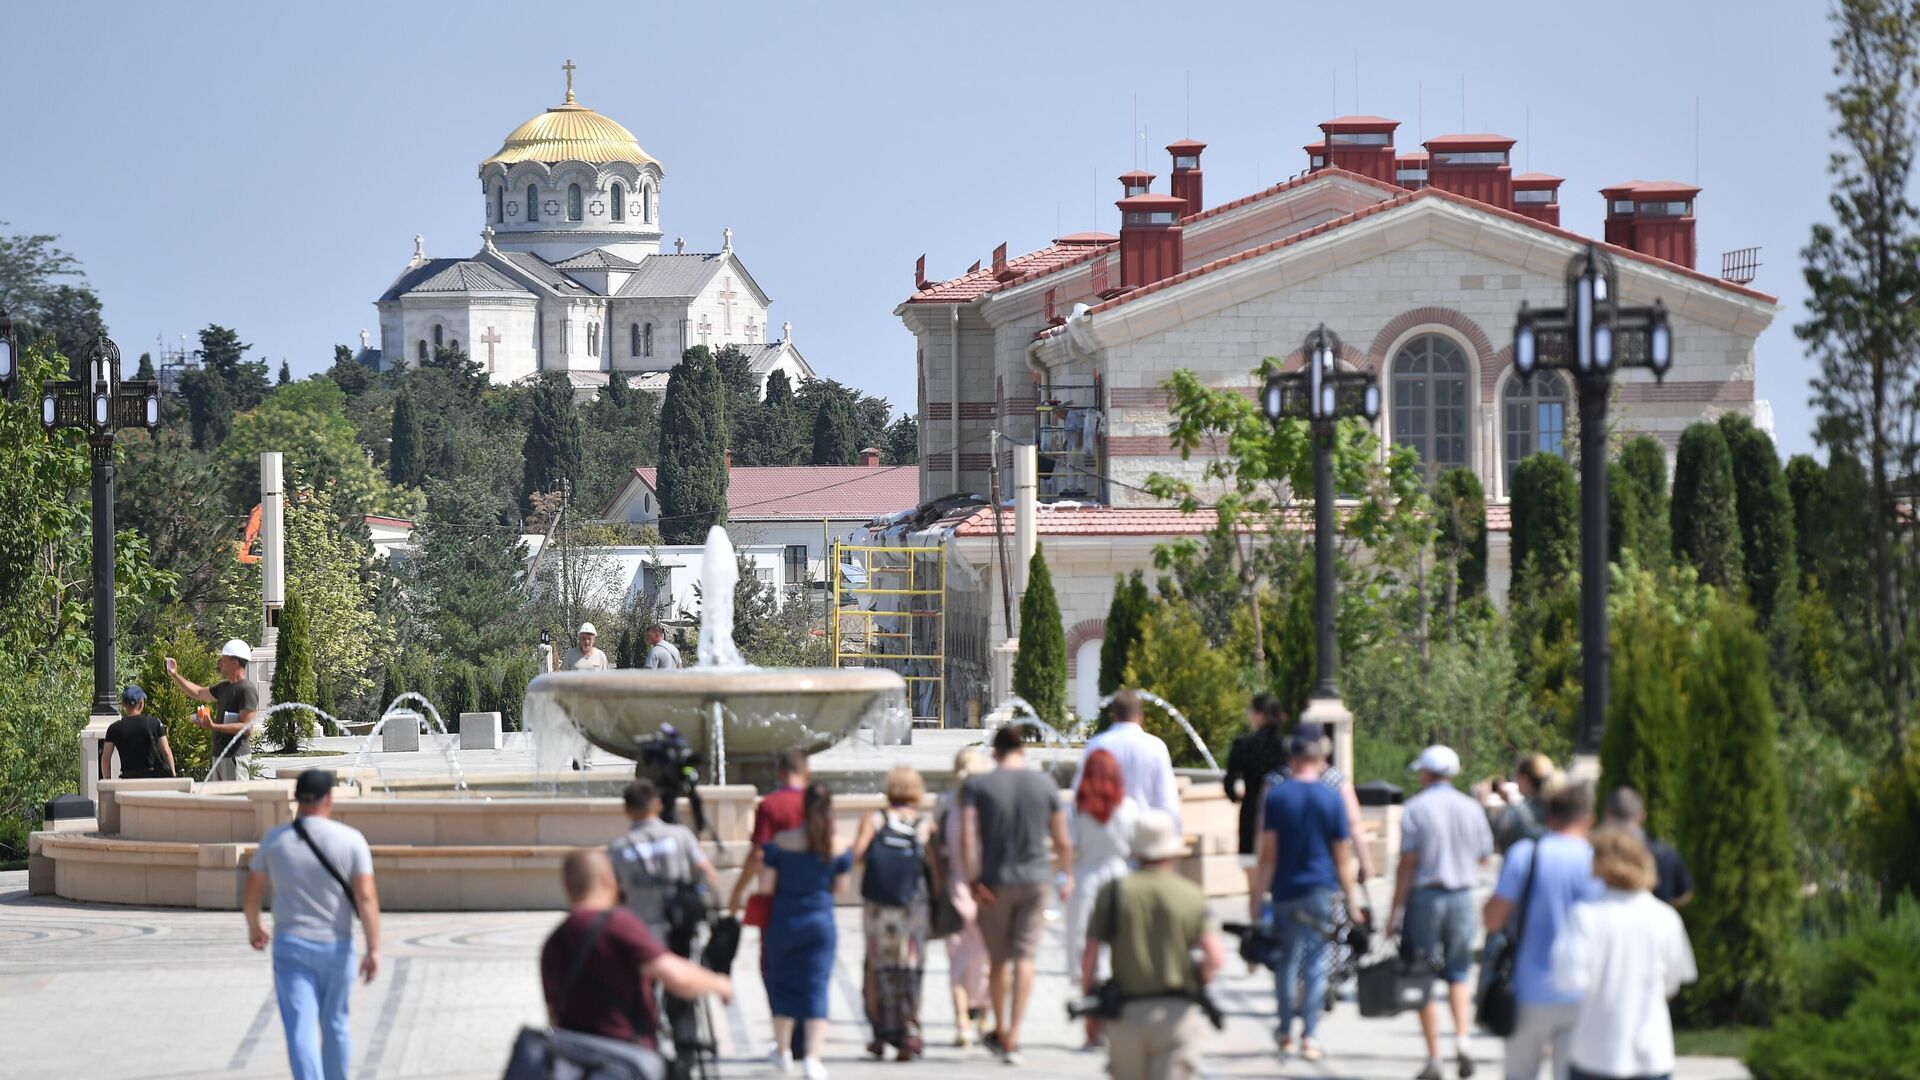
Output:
[1346, 614, 1542, 785]
[403, 477, 533, 669]
[1097, 570, 1150, 697]
[0, 222, 85, 320]
[220, 378, 418, 521]
[39, 284, 106, 366]
[521, 372, 583, 513]
[115, 427, 236, 631]
[1124, 599, 1251, 768]
[135, 352, 156, 380]
[196, 324, 269, 412]
[389, 390, 425, 488]
[1798, 0, 1920, 747]
[265, 590, 318, 752]
[0, 647, 89, 860]
[423, 344, 486, 394]
[578, 370, 660, 515]
[1433, 467, 1487, 633]
[1601, 561, 1705, 841]
[137, 616, 216, 779]
[810, 389, 861, 465]
[1508, 451, 1578, 586]
[1676, 599, 1796, 1025]
[283, 482, 387, 702]
[885, 414, 919, 465]
[324, 344, 372, 397]
[1618, 436, 1672, 574]
[763, 369, 794, 410]
[1012, 544, 1067, 726]
[181, 365, 233, 450]
[379, 663, 405, 714]
[1671, 422, 1745, 591]
[1720, 414, 1799, 627]
[657, 347, 728, 544]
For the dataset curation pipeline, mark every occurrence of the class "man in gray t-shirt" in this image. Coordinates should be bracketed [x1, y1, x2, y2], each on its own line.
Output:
[609, 778, 718, 948]
[642, 623, 682, 670]
[245, 770, 381, 1080]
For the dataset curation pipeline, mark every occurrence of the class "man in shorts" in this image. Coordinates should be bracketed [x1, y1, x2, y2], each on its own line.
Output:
[1390, 745, 1495, 1079]
[962, 723, 1073, 1065]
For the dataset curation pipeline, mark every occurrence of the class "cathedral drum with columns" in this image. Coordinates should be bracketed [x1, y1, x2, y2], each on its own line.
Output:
[371, 62, 813, 398]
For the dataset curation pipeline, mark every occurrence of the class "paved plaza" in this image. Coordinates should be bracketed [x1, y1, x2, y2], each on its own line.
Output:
[1, 869, 1749, 1080]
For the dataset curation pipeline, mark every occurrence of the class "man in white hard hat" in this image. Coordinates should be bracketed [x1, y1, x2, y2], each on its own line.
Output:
[563, 622, 609, 672]
[166, 638, 262, 781]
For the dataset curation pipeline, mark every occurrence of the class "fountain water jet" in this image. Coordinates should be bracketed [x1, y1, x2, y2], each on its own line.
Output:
[200, 702, 353, 785]
[1097, 689, 1221, 772]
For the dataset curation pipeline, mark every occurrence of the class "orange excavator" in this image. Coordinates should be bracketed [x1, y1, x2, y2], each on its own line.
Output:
[237, 504, 262, 564]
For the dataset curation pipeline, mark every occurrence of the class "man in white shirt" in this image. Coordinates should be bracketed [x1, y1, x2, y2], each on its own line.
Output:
[1073, 689, 1180, 829]
[563, 623, 609, 672]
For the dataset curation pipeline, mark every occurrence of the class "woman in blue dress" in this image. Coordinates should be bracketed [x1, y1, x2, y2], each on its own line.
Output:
[759, 782, 852, 1080]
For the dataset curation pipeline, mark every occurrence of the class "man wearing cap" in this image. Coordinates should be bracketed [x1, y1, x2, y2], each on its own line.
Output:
[563, 623, 610, 671]
[1391, 745, 1495, 1080]
[166, 639, 261, 782]
[1085, 808, 1225, 1080]
[101, 685, 175, 780]
[643, 622, 682, 670]
[245, 770, 381, 1080]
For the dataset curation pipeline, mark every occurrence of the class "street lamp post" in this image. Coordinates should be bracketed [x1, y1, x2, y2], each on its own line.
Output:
[1262, 324, 1381, 774]
[1511, 245, 1673, 754]
[21, 332, 162, 716]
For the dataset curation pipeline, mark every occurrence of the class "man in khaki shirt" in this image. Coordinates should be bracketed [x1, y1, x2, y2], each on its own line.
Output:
[562, 622, 609, 671]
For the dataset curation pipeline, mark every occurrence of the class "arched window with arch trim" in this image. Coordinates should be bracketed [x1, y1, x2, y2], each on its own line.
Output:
[567, 184, 583, 221]
[630, 323, 640, 357]
[449, 338, 459, 354]
[1503, 371, 1570, 490]
[1390, 333, 1470, 478]
[527, 184, 539, 222]
[643, 322, 654, 357]
[433, 324, 444, 348]
[492, 183, 503, 224]
[417, 340, 427, 363]
[611, 182, 625, 222]
[642, 183, 653, 224]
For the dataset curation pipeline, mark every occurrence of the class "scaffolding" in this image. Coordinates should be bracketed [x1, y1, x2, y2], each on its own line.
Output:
[831, 541, 946, 727]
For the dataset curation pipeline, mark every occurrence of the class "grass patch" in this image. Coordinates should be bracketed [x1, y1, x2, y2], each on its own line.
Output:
[1675, 1026, 1757, 1058]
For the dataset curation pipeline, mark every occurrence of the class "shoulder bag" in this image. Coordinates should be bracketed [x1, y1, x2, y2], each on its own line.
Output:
[290, 817, 359, 920]
[1475, 839, 1542, 1037]
[504, 911, 666, 1080]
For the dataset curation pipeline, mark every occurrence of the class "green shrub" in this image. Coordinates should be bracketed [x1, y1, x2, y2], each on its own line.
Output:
[1858, 733, 1920, 901]
[1618, 436, 1671, 574]
[0, 650, 88, 862]
[1747, 898, 1920, 1079]
[139, 618, 216, 779]
[1671, 422, 1744, 591]
[265, 590, 317, 752]
[1097, 571, 1150, 698]
[1600, 562, 1703, 840]
[1124, 601, 1246, 767]
[1012, 544, 1067, 727]
[1509, 452, 1578, 586]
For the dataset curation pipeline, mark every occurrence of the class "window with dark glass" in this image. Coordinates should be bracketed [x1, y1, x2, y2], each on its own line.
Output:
[611, 182, 625, 222]
[433, 324, 443, 347]
[643, 183, 653, 223]
[567, 184, 583, 221]
[417, 341, 427, 362]
[528, 184, 539, 222]
[1391, 333, 1470, 477]
[784, 544, 809, 585]
[630, 323, 640, 357]
[1504, 372, 1570, 489]
[1433, 150, 1509, 166]
[644, 322, 653, 357]
[493, 184, 503, 224]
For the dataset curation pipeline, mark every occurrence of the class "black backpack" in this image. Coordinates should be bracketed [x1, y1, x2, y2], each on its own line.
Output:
[860, 810, 923, 907]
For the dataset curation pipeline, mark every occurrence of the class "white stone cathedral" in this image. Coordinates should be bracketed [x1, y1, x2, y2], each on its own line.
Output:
[371, 64, 813, 396]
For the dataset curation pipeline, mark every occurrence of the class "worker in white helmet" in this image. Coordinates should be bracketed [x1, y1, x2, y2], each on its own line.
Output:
[166, 638, 262, 781]
[564, 622, 609, 672]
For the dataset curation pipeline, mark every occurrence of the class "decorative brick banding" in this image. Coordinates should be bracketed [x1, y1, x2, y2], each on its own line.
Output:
[1107, 435, 1180, 456]
[1615, 380, 1754, 404]
[1367, 306, 1499, 399]
[1064, 617, 1107, 677]
[926, 402, 953, 420]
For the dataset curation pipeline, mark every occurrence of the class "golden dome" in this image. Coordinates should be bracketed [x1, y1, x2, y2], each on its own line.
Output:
[482, 99, 657, 169]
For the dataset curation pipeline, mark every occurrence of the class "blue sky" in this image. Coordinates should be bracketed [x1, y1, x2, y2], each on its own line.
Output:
[2, 1, 1835, 454]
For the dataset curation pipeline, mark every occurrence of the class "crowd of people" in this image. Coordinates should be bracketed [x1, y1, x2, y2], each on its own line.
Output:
[235, 687, 1702, 1080]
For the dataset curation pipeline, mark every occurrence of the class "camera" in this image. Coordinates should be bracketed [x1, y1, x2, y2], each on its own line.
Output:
[639, 724, 708, 837]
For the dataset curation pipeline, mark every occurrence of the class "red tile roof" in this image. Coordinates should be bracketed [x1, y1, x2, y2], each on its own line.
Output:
[629, 465, 921, 521]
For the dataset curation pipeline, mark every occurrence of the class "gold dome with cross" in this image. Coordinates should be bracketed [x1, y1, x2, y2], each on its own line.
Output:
[482, 60, 657, 168]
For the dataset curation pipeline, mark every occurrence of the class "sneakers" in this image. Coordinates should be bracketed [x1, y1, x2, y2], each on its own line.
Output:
[1299, 1037, 1324, 1062]
[770, 1047, 795, 1076]
[954, 1022, 975, 1049]
[1414, 1064, 1444, 1080]
[1274, 1027, 1294, 1058]
[802, 1057, 828, 1080]
[1458, 1050, 1476, 1078]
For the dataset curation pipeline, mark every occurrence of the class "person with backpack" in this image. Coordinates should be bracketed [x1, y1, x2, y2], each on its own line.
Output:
[852, 765, 934, 1060]
[243, 770, 381, 1080]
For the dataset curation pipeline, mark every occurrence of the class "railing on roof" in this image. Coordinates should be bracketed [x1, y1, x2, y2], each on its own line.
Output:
[1720, 247, 1761, 285]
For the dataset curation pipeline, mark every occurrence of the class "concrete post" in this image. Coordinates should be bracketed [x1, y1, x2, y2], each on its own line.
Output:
[260, 453, 285, 651]
[1013, 443, 1037, 616]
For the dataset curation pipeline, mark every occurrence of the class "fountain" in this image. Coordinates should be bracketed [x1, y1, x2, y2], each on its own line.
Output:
[525, 526, 907, 779]
[1097, 688, 1222, 772]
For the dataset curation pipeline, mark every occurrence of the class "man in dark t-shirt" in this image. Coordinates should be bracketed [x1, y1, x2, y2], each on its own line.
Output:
[1602, 786, 1694, 907]
[101, 685, 174, 779]
[542, 849, 730, 1047]
[166, 639, 261, 781]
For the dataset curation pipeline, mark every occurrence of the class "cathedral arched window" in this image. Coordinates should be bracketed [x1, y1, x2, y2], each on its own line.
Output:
[611, 182, 625, 222]
[417, 340, 427, 363]
[642, 183, 654, 224]
[630, 323, 640, 357]
[449, 338, 460, 354]
[492, 183, 503, 224]
[433, 324, 444, 348]
[567, 184, 583, 222]
[527, 184, 539, 222]
[1504, 371, 1570, 490]
[644, 322, 654, 357]
[1390, 333, 1470, 479]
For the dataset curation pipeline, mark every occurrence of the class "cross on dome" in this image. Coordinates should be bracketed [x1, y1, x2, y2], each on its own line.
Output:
[562, 58, 577, 105]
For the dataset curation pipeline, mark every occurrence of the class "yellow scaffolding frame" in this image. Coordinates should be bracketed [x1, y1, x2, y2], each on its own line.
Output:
[831, 541, 946, 728]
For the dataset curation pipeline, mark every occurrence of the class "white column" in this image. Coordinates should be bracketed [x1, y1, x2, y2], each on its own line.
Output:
[260, 453, 285, 650]
[1013, 443, 1038, 610]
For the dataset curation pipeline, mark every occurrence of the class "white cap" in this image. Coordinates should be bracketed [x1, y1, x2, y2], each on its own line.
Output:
[1410, 744, 1461, 778]
[220, 638, 253, 661]
[577, 622, 597, 637]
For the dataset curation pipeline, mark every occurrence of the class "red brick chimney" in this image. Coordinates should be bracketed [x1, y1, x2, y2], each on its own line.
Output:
[1119, 170, 1155, 199]
[1115, 193, 1186, 289]
[1166, 139, 1206, 216]
[1423, 134, 1516, 209]
[1512, 173, 1564, 226]
[1601, 181, 1701, 269]
[1318, 116, 1398, 183]
[860, 447, 881, 468]
[1304, 139, 1327, 172]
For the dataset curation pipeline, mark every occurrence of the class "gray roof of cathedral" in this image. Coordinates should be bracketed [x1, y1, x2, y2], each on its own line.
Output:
[494, 251, 594, 294]
[380, 259, 532, 300]
[552, 250, 645, 272]
[616, 252, 727, 298]
[732, 341, 791, 373]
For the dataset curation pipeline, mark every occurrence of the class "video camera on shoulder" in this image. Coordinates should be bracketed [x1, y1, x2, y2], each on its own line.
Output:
[639, 724, 708, 837]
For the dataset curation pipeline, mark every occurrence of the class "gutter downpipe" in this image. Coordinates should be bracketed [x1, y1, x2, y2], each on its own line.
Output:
[949, 305, 961, 493]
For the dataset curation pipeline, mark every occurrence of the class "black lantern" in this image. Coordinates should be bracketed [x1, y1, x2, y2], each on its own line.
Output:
[0, 307, 16, 403]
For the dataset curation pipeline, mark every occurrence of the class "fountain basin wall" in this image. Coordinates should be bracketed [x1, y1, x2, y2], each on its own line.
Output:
[32, 773, 1261, 911]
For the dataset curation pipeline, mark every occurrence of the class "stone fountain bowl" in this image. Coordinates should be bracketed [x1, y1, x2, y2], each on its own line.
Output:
[527, 667, 908, 758]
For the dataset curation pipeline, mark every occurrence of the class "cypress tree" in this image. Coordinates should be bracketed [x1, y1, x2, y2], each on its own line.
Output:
[810, 390, 861, 465]
[380, 663, 406, 713]
[1097, 570, 1150, 696]
[440, 661, 476, 723]
[1671, 422, 1744, 591]
[277, 359, 292, 386]
[389, 389, 425, 488]
[603, 368, 632, 409]
[657, 347, 728, 544]
[521, 372, 583, 512]
[135, 352, 156, 380]
[266, 590, 317, 752]
[1675, 600, 1795, 1025]
[1607, 460, 1643, 567]
[1509, 452, 1579, 585]
[498, 657, 531, 731]
[1012, 543, 1068, 727]
[477, 667, 504, 722]
[1619, 436, 1671, 574]
[1719, 415, 1798, 626]
[1601, 569, 1689, 840]
[1433, 467, 1488, 620]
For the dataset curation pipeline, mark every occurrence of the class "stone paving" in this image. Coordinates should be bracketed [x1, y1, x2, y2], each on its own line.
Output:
[0, 869, 1749, 1080]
